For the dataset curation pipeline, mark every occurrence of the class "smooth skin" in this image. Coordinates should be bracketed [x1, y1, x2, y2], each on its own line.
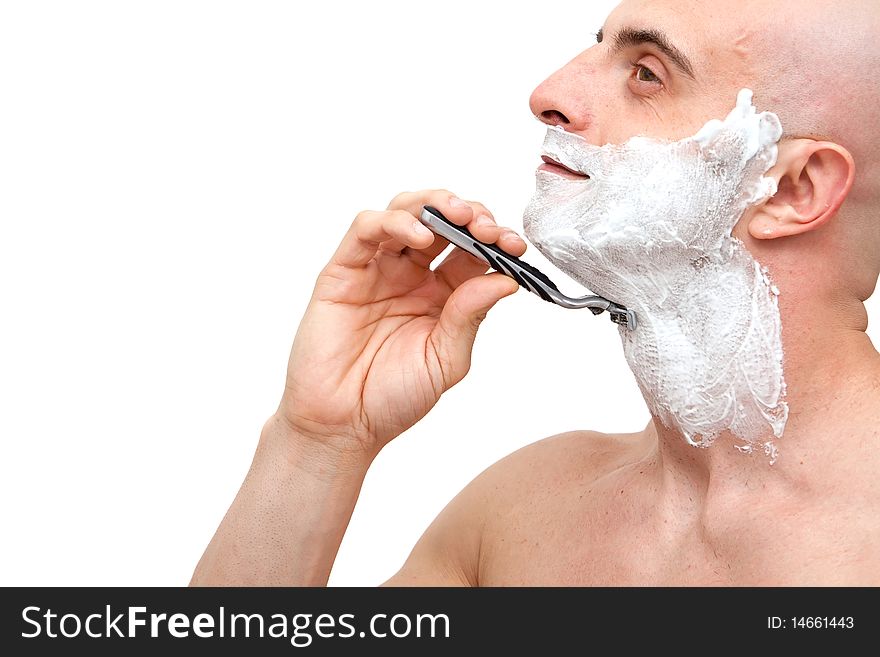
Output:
[192, 0, 880, 586]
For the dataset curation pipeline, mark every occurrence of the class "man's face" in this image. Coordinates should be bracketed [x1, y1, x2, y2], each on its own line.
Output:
[529, 0, 764, 146]
[523, 0, 792, 449]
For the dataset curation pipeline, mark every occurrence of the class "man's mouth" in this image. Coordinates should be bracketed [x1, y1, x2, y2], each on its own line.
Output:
[538, 155, 590, 180]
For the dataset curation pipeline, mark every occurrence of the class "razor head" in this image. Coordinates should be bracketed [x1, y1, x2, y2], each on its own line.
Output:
[608, 307, 638, 330]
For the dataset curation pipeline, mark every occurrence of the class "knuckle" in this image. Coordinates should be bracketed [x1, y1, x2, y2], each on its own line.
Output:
[353, 210, 374, 229]
[431, 188, 457, 204]
[388, 191, 412, 208]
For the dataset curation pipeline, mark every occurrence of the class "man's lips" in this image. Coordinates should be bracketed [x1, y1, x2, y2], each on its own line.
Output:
[538, 156, 590, 180]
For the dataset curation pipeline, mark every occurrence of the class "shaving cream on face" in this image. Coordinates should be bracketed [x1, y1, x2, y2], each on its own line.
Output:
[523, 90, 788, 456]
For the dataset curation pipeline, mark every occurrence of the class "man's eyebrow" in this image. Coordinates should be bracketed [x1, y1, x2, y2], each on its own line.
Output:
[598, 26, 697, 80]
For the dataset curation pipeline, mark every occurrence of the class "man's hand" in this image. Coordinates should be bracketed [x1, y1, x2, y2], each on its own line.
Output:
[278, 190, 526, 457]
[191, 190, 526, 586]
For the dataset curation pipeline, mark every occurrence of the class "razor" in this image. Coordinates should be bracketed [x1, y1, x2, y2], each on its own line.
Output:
[420, 206, 637, 330]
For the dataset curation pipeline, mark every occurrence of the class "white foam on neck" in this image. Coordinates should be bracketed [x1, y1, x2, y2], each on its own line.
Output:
[523, 90, 788, 457]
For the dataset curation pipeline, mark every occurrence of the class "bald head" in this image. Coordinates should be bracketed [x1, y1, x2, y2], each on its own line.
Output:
[732, 1, 879, 168]
[728, 0, 880, 298]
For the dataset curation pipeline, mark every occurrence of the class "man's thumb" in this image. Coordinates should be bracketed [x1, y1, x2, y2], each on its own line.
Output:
[429, 272, 519, 388]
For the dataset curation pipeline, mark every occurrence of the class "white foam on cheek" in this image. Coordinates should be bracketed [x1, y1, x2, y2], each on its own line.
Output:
[523, 90, 788, 458]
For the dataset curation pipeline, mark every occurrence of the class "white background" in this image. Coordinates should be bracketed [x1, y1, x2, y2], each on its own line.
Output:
[1, 1, 876, 586]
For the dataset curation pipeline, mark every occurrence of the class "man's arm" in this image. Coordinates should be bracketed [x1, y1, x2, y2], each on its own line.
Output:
[193, 412, 486, 587]
[191, 416, 372, 586]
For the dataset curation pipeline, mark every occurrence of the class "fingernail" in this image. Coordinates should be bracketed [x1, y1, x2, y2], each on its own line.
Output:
[413, 220, 432, 235]
[503, 230, 524, 243]
[448, 196, 469, 208]
[476, 214, 495, 227]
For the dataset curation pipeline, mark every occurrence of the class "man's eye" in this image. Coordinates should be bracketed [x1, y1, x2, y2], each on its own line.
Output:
[636, 65, 660, 83]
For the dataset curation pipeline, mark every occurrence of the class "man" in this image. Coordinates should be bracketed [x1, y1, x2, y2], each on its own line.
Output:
[191, 0, 879, 585]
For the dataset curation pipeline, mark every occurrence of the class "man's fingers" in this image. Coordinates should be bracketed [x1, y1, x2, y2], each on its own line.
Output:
[398, 193, 528, 267]
[387, 190, 474, 223]
[450, 200, 528, 257]
[393, 191, 477, 267]
[462, 201, 528, 257]
[331, 191, 528, 270]
[496, 229, 528, 257]
[331, 210, 435, 268]
[461, 200, 500, 244]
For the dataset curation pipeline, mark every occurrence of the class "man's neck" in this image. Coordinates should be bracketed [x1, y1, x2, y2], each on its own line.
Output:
[649, 314, 880, 511]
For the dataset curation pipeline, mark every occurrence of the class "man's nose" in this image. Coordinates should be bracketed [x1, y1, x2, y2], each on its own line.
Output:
[528, 54, 594, 133]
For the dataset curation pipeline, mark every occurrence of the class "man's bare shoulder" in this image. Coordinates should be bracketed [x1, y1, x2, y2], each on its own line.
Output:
[383, 427, 654, 586]
[476, 427, 654, 497]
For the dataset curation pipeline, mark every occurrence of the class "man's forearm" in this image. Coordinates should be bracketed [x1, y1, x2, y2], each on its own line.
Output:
[190, 415, 373, 586]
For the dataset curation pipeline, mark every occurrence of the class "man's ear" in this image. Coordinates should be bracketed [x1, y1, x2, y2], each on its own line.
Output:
[748, 139, 855, 240]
